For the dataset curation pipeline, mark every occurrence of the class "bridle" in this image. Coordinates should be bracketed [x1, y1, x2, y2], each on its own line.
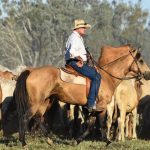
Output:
[92, 49, 143, 80]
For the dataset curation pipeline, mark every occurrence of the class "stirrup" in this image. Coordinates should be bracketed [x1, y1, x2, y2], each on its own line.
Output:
[84, 105, 97, 113]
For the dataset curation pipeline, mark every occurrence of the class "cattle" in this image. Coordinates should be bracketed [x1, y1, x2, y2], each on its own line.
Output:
[107, 77, 139, 141]
[137, 79, 150, 139]
[0, 73, 16, 127]
[106, 73, 150, 141]
[0, 66, 27, 137]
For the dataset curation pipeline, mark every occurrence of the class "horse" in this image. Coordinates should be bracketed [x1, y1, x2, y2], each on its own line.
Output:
[106, 77, 139, 141]
[14, 44, 150, 146]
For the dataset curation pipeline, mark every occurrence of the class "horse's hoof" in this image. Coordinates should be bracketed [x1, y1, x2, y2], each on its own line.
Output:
[105, 140, 112, 147]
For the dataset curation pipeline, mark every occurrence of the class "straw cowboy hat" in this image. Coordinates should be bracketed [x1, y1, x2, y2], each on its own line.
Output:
[72, 19, 91, 30]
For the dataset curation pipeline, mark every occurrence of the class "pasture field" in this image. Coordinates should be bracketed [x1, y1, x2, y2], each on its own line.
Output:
[0, 132, 150, 150]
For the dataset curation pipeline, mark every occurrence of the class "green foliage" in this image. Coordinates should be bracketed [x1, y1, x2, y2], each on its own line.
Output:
[0, 0, 149, 69]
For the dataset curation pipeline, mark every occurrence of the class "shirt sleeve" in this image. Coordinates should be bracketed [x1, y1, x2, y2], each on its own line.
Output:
[69, 37, 81, 58]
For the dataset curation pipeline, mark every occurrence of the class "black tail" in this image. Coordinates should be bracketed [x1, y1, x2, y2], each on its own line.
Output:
[14, 70, 31, 120]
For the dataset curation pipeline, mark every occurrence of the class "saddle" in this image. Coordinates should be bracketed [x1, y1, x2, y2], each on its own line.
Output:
[60, 65, 91, 97]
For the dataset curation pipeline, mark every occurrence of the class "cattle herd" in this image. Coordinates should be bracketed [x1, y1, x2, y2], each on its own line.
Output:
[0, 62, 150, 147]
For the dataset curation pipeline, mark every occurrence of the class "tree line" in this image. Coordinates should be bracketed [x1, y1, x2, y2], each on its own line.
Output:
[0, 0, 150, 69]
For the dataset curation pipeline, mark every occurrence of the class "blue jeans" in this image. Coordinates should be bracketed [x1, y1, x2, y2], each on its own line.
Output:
[68, 61, 101, 107]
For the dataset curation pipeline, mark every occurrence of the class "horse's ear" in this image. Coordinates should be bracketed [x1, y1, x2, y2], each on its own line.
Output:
[138, 47, 142, 52]
[136, 52, 141, 60]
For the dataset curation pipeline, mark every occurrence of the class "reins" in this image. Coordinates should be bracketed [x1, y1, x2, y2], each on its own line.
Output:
[88, 49, 142, 80]
[99, 53, 130, 68]
[128, 50, 142, 77]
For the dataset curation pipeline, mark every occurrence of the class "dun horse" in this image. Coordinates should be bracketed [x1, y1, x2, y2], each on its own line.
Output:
[14, 44, 150, 146]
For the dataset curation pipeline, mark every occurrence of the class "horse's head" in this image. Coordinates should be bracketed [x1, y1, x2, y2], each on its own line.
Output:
[128, 48, 150, 80]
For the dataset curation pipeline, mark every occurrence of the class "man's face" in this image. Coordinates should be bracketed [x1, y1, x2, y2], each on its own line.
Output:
[76, 27, 86, 36]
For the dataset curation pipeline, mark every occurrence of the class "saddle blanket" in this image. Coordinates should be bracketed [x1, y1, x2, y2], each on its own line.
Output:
[60, 69, 86, 85]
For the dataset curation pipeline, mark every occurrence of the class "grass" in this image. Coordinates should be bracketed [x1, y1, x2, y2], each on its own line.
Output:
[0, 132, 150, 150]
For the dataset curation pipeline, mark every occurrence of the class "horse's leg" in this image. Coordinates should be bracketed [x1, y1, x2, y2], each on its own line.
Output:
[67, 104, 74, 138]
[74, 106, 96, 144]
[68, 105, 75, 138]
[128, 114, 133, 139]
[77, 106, 85, 136]
[36, 99, 53, 135]
[125, 114, 130, 138]
[30, 115, 45, 136]
[72, 105, 84, 138]
[96, 110, 111, 146]
[19, 105, 39, 146]
[28, 116, 39, 136]
[106, 97, 114, 139]
[19, 113, 33, 146]
[75, 114, 91, 144]
[132, 107, 137, 139]
[118, 110, 126, 141]
[112, 119, 118, 140]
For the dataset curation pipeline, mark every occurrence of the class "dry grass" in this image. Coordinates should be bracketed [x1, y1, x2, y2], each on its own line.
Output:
[0, 131, 150, 150]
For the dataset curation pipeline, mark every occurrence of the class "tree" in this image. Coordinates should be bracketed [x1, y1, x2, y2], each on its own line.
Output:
[0, 0, 149, 69]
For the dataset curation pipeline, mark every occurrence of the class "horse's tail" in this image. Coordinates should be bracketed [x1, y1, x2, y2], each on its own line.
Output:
[14, 70, 31, 119]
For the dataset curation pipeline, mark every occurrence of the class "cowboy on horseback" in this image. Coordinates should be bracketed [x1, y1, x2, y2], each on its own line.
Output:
[65, 19, 101, 112]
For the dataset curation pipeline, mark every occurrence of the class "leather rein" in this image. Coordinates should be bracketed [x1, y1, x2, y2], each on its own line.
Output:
[92, 49, 143, 80]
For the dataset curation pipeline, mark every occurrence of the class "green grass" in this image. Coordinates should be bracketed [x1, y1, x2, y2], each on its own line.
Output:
[0, 132, 150, 150]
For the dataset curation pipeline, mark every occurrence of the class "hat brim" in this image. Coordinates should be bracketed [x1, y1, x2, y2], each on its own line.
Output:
[72, 24, 91, 30]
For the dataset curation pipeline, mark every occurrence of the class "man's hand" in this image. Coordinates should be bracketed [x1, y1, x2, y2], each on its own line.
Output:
[76, 60, 83, 67]
[76, 56, 83, 67]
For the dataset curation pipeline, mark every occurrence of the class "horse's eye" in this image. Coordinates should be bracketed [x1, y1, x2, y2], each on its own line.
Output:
[139, 59, 143, 64]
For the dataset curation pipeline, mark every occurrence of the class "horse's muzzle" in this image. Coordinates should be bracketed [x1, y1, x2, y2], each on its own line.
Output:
[143, 71, 150, 80]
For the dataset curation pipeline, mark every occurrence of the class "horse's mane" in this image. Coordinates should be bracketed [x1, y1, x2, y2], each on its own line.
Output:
[100, 44, 132, 56]
[98, 44, 134, 64]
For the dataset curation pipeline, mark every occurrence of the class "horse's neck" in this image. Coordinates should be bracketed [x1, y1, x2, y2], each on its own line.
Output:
[100, 57, 131, 88]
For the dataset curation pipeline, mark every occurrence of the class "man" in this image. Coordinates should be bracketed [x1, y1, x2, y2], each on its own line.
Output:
[65, 19, 101, 112]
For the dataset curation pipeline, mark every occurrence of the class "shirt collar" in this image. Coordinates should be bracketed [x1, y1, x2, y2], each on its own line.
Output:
[73, 31, 82, 38]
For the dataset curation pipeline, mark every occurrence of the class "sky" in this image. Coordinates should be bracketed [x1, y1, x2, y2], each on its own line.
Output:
[138, 0, 150, 12]
[109, 0, 150, 12]
[0, 0, 150, 16]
